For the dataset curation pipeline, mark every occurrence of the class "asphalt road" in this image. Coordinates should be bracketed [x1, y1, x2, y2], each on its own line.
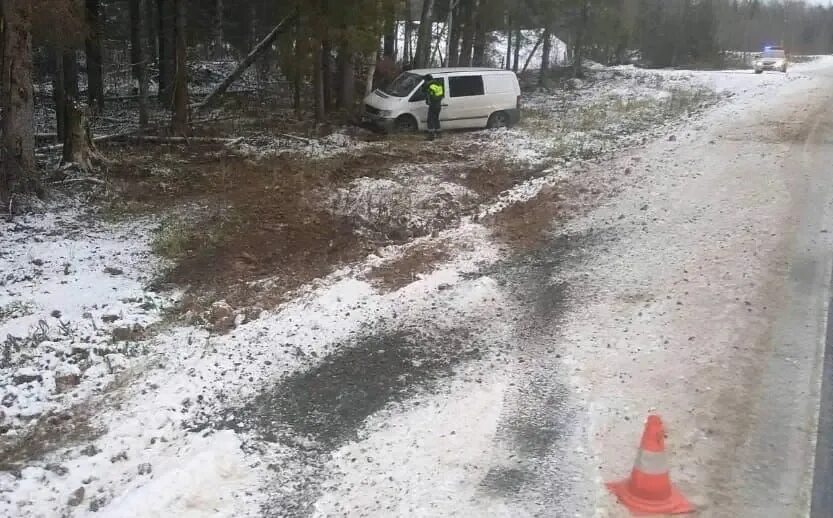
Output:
[812, 280, 833, 517]
[728, 67, 833, 517]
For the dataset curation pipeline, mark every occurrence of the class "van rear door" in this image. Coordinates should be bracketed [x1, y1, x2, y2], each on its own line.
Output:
[483, 72, 521, 125]
[443, 74, 488, 129]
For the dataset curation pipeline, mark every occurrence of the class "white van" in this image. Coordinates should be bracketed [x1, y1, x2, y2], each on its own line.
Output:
[363, 68, 522, 133]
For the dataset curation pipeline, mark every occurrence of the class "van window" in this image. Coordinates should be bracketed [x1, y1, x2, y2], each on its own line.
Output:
[383, 72, 423, 97]
[449, 76, 484, 98]
[409, 88, 427, 103]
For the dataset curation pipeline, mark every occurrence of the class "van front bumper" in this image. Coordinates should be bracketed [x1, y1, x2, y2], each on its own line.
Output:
[361, 113, 397, 132]
[754, 61, 786, 72]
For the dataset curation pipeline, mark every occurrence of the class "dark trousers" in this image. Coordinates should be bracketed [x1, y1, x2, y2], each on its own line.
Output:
[427, 103, 442, 132]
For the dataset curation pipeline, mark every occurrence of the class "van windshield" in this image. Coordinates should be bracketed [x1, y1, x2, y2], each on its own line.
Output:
[383, 73, 423, 97]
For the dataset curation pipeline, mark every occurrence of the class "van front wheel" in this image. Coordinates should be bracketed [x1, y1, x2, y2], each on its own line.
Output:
[394, 115, 418, 133]
[487, 111, 511, 129]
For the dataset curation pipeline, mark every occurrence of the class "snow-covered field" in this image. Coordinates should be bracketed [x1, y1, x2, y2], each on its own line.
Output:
[2, 57, 831, 516]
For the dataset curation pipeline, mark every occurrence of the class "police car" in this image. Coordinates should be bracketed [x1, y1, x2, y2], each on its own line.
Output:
[754, 46, 788, 74]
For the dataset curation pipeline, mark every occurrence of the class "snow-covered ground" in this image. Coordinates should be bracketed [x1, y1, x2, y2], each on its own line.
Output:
[0, 208, 171, 429]
[2, 57, 831, 516]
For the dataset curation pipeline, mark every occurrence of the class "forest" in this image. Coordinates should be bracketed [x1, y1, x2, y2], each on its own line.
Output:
[1, 0, 833, 208]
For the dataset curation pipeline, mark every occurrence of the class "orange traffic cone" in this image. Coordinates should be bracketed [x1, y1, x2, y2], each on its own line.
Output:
[606, 415, 694, 515]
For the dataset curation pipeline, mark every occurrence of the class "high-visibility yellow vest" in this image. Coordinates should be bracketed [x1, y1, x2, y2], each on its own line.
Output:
[428, 82, 444, 98]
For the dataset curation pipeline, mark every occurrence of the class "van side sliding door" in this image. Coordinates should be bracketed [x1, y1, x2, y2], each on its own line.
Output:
[444, 75, 488, 129]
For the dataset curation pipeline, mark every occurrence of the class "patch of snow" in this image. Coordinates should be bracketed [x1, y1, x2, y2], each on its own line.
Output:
[232, 130, 379, 160]
[314, 374, 511, 517]
[324, 168, 478, 237]
[0, 208, 173, 430]
[98, 431, 258, 518]
[477, 171, 566, 220]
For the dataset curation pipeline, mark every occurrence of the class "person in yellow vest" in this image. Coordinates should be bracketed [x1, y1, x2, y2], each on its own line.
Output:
[421, 75, 445, 140]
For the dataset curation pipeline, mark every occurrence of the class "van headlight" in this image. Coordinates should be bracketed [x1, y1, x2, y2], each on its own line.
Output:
[754, 60, 762, 67]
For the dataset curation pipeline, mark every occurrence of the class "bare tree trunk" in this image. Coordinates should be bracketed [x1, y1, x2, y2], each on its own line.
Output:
[336, 41, 354, 110]
[365, 56, 377, 96]
[505, 16, 512, 69]
[313, 41, 325, 122]
[248, 3, 258, 50]
[322, 38, 333, 113]
[130, 0, 143, 85]
[213, 0, 224, 58]
[145, 0, 157, 63]
[448, 0, 463, 66]
[383, 1, 396, 59]
[63, 50, 80, 100]
[1, 1, 38, 202]
[158, 0, 175, 104]
[513, 28, 521, 72]
[61, 99, 101, 171]
[573, 0, 589, 78]
[293, 20, 303, 119]
[429, 22, 443, 66]
[383, 31, 395, 59]
[130, 0, 150, 128]
[85, 0, 105, 112]
[415, 0, 434, 67]
[458, 0, 476, 66]
[539, 26, 552, 86]
[444, 0, 458, 66]
[61, 94, 81, 165]
[61, 50, 100, 172]
[472, 8, 486, 66]
[404, 0, 414, 65]
[52, 49, 67, 141]
[171, 0, 189, 135]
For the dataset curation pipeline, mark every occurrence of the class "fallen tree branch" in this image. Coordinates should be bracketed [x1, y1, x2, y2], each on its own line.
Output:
[112, 136, 240, 145]
[192, 13, 297, 113]
[50, 177, 107, 186]
[36, 129, 146, 153]
[522, 32, 546, 74]
[36, 119, 245, 155]
[277, 133, 316, 144]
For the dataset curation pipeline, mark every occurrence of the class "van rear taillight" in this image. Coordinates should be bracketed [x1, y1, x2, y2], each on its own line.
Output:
[516, 95, 522, 109]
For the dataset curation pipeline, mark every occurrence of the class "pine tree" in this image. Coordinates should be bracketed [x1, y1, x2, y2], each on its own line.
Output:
[1, 0, 37, 202]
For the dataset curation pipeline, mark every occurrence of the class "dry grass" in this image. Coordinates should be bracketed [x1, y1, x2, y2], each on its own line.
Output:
[367, 241, 453, 292]
[487, 186, 564, 250]
[0, 404, 100, 470]
[103, 138, 486, 316]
